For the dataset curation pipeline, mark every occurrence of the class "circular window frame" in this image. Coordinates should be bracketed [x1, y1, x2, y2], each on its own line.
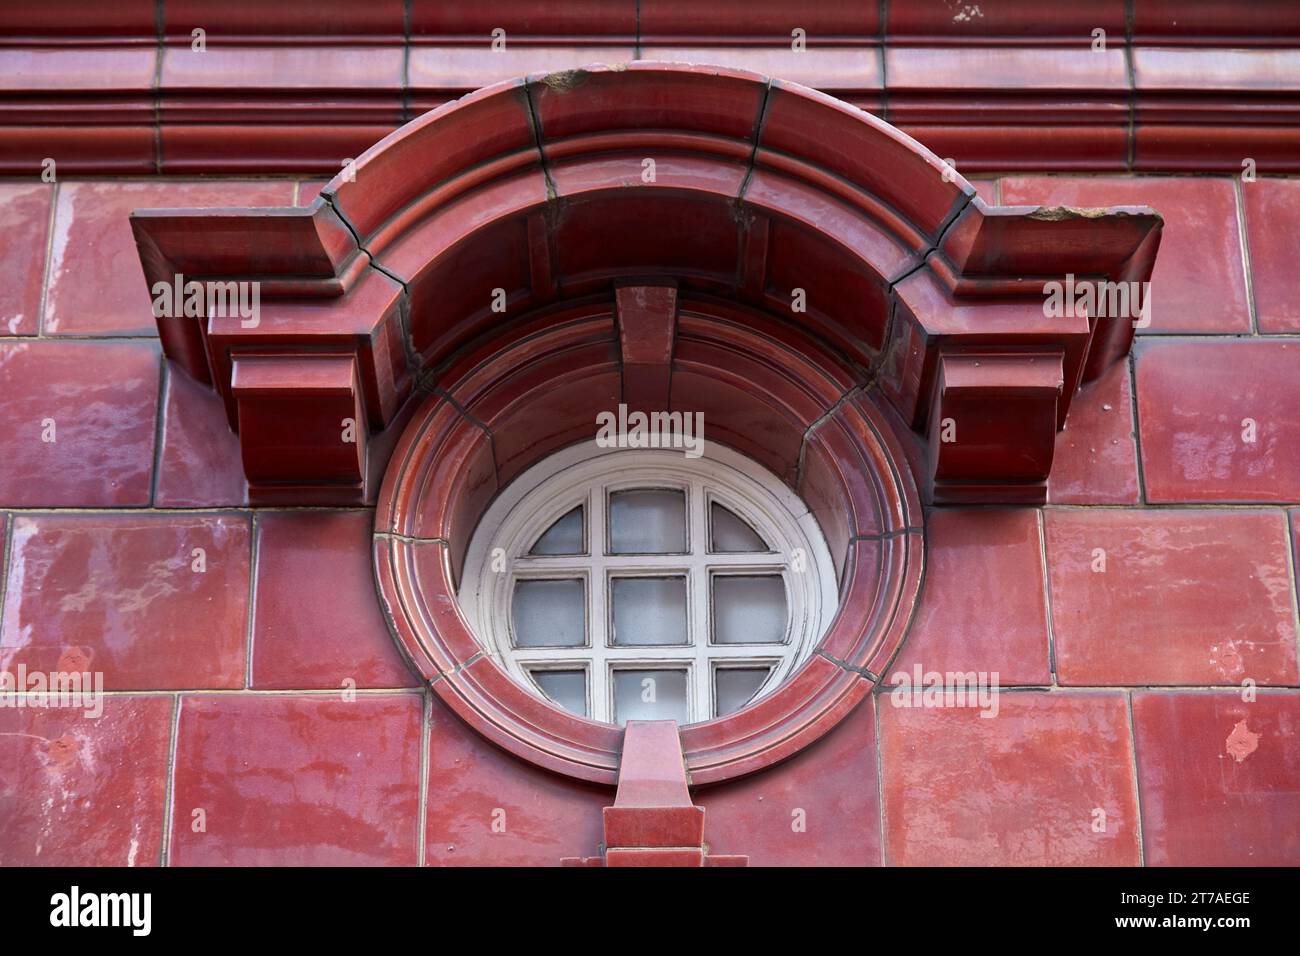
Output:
[459, 443, 840, 725]
[373, 309, 925, 787]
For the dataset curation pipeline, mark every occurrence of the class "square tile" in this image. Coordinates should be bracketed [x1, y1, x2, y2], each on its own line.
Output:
[0, 340, 160, 507]
[1241, 178, 1300, 332]
[170, 693, 423, 866]
[44, 180, 295, 336]
[424, 697, 609, 866]
[154, 361, 247, 507]
[697, 693, 882, 866]
[0, 182, 54, 336]
[1133, 691, 1300, 865]
[0, 696, 174, 866]
[878, 691, 1141, 865]
[1135, 339, 1300, 502]
[251, 511, 418, 689]
[1000, 176, 1249, 333]
[1049, 357, 1140, 504]
[1044, 509, 1298, 686]
[888, 509, 1051, 686]
[2, 513, 251, 689]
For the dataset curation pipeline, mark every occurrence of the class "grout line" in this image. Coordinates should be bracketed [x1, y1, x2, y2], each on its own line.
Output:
[3, 687, 428, 698]
[36, 180, 59, 336]
[291, 180, 300, 205]
[1125, 690, 1146, 867]
[1126, 350, 1149, 504]
[148, 358, 169, 506]
[1036, 509, 1059, 685]
[244, 512, 259, 689]
[417, 687, 431, 867]
[1234, 176, 1259, 336]
[1280, 510, 1300, 676]
[159, 692, 181, 867]
[0, 683, 1291, 700]
[872, 691, 888, 867]
[0, 514, 13, 638]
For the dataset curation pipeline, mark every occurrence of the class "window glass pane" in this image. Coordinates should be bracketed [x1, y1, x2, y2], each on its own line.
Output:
[531, 669, 587, 717]
[610, 576, 688, 646]
[613, 669, 688, 725]
[609, 488, 686, 554]
[712, 574, 787, 644]
[714, 667, 772, 717]
[512, 578, 585, 647]
[710, 502, 768, 552]
[530, 506, 584, 555]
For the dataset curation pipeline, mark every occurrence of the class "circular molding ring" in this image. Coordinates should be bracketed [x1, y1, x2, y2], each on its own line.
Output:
[373, 310, 924, 785]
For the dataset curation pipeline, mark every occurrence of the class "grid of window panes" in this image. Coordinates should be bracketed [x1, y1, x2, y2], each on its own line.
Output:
[507, 484, 790, 725]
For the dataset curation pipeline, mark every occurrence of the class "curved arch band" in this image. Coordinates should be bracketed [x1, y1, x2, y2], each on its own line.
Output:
[131, 61, 1162, 508]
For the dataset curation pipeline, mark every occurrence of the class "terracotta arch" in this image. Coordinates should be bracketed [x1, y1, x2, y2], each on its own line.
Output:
[131, 61, 1162, 507]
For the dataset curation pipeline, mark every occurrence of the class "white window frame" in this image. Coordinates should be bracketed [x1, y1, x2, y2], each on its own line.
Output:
[458, 440, 838, 725]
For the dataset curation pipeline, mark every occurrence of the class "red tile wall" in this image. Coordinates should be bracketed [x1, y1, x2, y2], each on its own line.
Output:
[1, 168, 1298, 864]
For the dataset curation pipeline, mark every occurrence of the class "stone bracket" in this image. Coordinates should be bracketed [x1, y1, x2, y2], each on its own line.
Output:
[926, 349, 1065, 505]
[561, 720, 748, 867]
[230, 352, 368, 504]
[615, 282, 677, 413]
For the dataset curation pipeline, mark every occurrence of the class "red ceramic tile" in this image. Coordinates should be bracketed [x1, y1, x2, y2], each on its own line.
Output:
[251, 511, 417, 690]
[154, 361, 246, 507]
[1044, 509, 1298, 686]
[640, 46, 880, 94]
[1134, 339, 1300, 502]
[969, 179, 997, 205]
[1048, 358, 1140, 504]
[0, 696, 173, 866]
[44, 180, 295, 336]
[0, 183, 54, 336]
[2, 513, 251, 689]
[160, 45, 404, 95]
[878, 691, 1141, 865]
[889, 509, 1051, 686]
[412, 0, 637, 35]
[1132, 691, 1300, 866]
[0, 340, 160, 507]
[1242, 177, 1300, 332]
[424, 697, 609, 866]
[639, 0, 876, 36]
[1000, 176, 1250, 333]
[697, 692, 881, 866]
[170, 693, 422, 866]
[164, 0, 406, 36]
[407, 46, 635, 95]
[296, 179, 328, 206]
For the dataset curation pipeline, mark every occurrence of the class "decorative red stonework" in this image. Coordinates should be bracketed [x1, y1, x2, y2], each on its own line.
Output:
[371, 290, 923, 785]
[562, 721, 746, 867]
[4, 2, 1297, 173]
[130, 62, 1161, 510]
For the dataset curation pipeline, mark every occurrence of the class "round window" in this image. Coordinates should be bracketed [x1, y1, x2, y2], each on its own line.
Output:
[459, 442, 839, 726]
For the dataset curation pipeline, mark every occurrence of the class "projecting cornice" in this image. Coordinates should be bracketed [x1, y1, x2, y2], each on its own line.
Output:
[2, 0, 1298, 173]
[131, 62, 1162, 506]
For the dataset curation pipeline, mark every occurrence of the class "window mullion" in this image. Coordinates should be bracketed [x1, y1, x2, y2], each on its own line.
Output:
[689, 477, 712, 722]
[589, 483, 609, 722]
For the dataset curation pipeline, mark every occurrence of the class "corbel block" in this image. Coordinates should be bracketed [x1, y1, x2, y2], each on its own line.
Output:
[230, 353, 367, 504]
[615, 283, 677, 412]
[927, 350, 1065, 505]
